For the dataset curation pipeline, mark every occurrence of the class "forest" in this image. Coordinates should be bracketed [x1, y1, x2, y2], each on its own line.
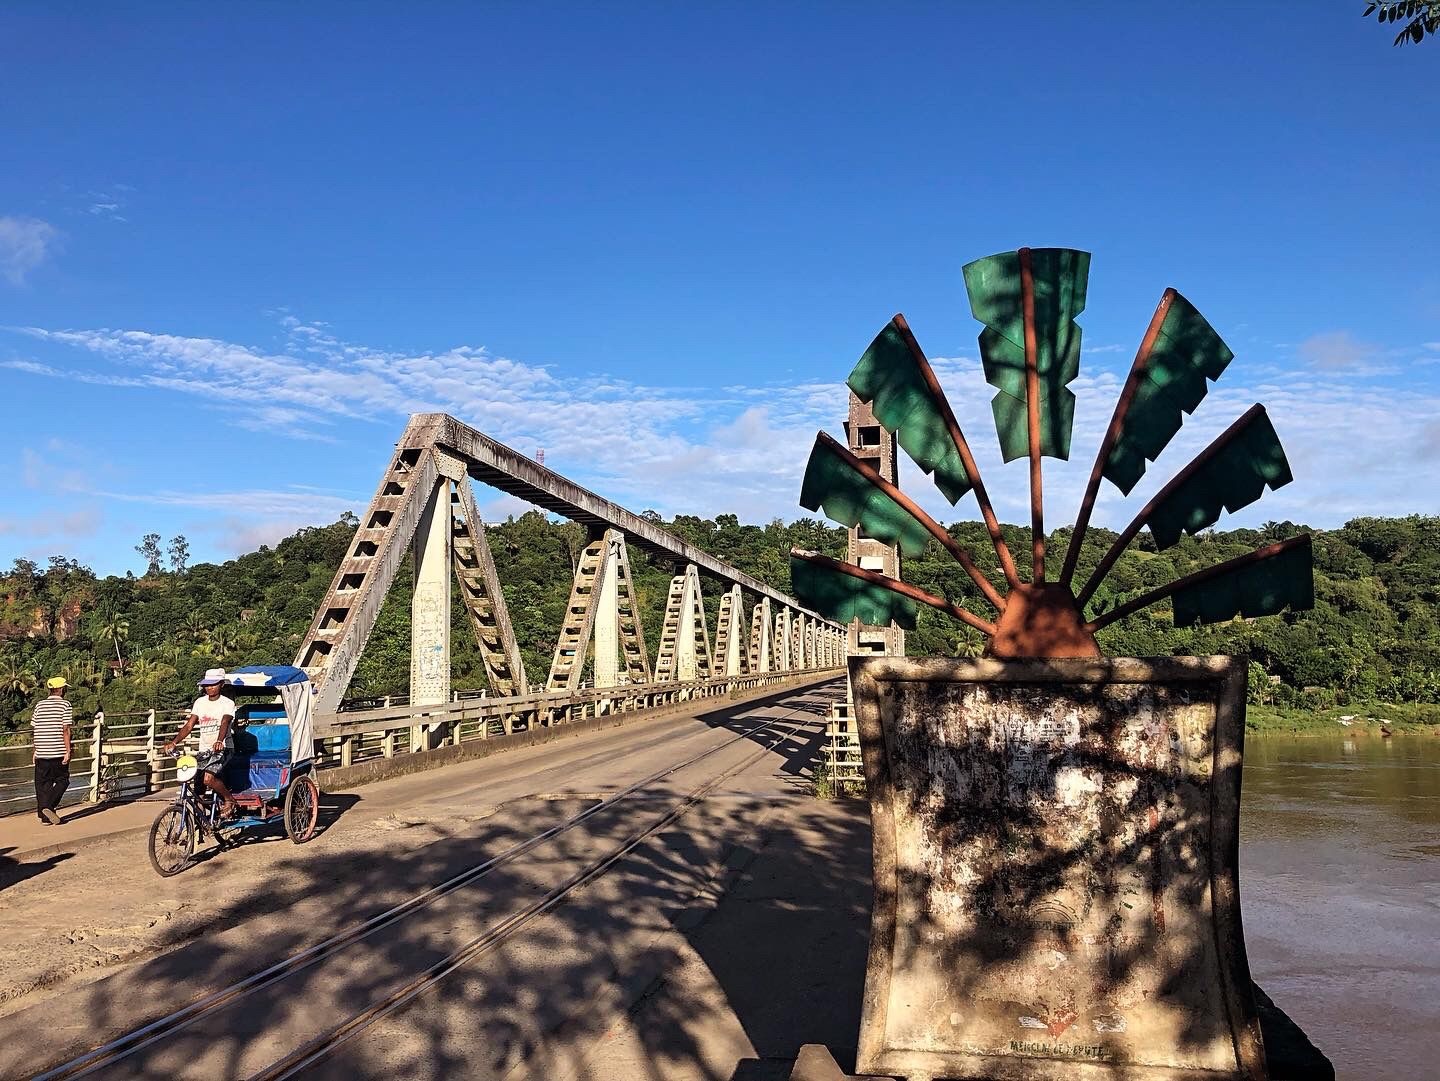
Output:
[2, 511, 1438, 736]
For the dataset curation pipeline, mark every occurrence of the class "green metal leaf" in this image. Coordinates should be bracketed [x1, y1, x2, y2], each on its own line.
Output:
[799, 436, 932, 558]
[962, 248, 1090, 462]
[846, 320, 973, 504]
[1171, 539, 1314, 627]
[1103, 293, 1235, 495]
[1144, 408, 1293, 549]
[790, 555, 918, 630]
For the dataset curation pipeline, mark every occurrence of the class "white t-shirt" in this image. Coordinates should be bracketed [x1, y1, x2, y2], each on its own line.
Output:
[191, 694, 236, 750]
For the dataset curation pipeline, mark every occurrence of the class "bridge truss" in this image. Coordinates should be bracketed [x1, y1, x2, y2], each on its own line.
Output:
[296, 414, 846, 715]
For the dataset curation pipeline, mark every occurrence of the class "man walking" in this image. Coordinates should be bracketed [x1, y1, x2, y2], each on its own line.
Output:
[32, 675, 73, 825]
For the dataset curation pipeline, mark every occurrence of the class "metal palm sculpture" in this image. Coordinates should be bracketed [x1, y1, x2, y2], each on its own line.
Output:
[791, 247, 1314, 658]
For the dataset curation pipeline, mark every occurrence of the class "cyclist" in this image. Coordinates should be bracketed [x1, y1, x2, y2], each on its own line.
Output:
[163, 668, 240, 820]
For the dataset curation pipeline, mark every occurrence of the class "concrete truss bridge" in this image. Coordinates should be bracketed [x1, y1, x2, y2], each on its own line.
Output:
[295, 412, 845, 722]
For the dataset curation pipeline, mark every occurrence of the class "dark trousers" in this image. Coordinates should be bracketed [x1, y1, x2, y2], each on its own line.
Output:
[34, 757, 69, 818]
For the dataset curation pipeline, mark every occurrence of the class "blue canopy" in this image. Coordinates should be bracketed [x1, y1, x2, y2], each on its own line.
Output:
[228, 665, 311, 688]
[225, 665, 315, 766]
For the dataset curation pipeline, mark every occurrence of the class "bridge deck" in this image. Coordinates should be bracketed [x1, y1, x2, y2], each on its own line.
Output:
[0, 679, 843, 1080]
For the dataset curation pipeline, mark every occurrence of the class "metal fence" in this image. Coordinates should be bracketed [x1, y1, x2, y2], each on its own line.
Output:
[0, 668, 839, 818]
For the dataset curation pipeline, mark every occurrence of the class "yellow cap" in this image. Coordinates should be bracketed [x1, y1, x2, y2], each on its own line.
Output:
[46, 676, 67, 690]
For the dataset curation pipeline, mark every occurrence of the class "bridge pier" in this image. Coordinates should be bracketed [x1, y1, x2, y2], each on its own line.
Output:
[714, 586, 744, 676]
[656, 564, 712, 682]
[410, 474, 452, 751]
[774, 608, 793, 671]
[548, 528, 652, 694]
[750, 597, 773, 674]
[451, 475, 528, 696]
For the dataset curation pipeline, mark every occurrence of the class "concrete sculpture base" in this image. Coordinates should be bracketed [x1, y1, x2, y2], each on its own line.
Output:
[850, 656, 1266, 1080]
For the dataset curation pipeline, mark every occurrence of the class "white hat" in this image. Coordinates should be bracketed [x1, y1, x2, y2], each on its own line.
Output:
[198, 668, 228, 687]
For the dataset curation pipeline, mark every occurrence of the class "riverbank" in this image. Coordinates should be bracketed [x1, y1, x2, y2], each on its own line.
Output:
[1247, 701, 1440, 735]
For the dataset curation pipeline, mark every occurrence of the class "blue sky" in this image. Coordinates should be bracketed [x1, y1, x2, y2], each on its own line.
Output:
[2, 4, 1437, 576]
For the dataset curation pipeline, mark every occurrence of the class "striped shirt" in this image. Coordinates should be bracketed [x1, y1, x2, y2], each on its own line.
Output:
[32, 696, 73, 759]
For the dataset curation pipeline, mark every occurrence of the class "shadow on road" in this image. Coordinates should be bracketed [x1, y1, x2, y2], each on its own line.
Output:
[0, 846, 76, 894]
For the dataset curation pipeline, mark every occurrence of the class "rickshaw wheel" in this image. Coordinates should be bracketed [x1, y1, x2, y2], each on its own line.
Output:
[285, 775, 319, 844]
[148, 806, 195, 877]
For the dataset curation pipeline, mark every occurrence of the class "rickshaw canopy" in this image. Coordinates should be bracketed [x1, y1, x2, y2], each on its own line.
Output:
[226, 665, 315, 766]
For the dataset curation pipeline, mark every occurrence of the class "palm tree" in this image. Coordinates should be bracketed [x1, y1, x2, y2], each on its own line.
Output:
[77, 659, 104, 693]
[955, 631, 986, 659]
[184, 611, 207, 643]
[128, 658, 176, 708]
[0, 657, 37, 701]
[101, 614, 130, 670]
[209, 625, 238, 661]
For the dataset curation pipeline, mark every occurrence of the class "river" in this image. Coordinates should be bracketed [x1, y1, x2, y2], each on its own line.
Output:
[1241, 732, 1440, 1080]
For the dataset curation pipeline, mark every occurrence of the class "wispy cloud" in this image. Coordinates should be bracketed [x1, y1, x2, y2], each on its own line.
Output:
[95, 486, 360, 517]
[0, 216, 60, 285]
[1296, 330, 1381, 372]
[0, 508, 102, 541]
[6, 315, 1439, 535]
[83, 188, 129, 222]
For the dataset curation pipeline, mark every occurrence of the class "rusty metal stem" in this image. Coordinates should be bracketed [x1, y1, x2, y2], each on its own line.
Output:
[816, 432, 1006, 611]
[892, 314, 1023, 593]
[1088, 534, 1311, 631]
[1020, 248, 1044, 583]
[1058, 289, 1176, 592]
[1076, 404, 1268, 610]
[791, 548, 996, 636]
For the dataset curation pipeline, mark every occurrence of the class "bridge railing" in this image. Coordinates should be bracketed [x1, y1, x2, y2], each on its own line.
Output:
[0, 668, 840, 817]
[0, 709, 188, 819]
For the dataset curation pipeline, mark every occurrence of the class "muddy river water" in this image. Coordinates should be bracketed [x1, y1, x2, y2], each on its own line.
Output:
[1241, 733, 1440, 1080]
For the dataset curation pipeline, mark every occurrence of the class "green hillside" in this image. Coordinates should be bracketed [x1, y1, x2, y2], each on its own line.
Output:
[3, 512, 1437, 735]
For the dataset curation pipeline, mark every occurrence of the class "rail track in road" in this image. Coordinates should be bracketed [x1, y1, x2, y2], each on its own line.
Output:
[35, 684, 840, 1081]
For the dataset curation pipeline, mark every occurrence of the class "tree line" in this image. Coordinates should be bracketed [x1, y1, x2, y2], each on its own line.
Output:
[1, 511, 1436, 735]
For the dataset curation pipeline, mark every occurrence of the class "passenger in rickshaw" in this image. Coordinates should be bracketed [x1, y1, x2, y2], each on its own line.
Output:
[163, 667, 241, 820]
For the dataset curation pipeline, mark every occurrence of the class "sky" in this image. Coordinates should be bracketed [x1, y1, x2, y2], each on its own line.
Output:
[1, 3, 1437, 577]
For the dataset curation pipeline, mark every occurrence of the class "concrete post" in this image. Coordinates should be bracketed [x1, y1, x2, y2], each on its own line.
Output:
[88, 711, 104, 803]
[676, 566, 701, 681]
[752, 598, 772, 674]
[849, 656, 1266, 1079]
[146, 707, 158, 793]
[775, 608, 792, 671]
[593, 533, 621, 689]
[410, 478, 451, 748]
[717, 586, 743, 676]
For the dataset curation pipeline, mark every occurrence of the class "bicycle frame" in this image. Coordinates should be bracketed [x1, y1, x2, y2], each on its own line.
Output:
[169, 772, 223, 841]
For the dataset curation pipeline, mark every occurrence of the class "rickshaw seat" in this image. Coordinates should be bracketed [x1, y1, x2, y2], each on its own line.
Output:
[224, 704, 293, 796]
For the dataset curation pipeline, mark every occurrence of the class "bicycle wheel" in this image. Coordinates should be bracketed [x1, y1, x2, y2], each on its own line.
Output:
[148, 805, 195, 877]
[284, 775, 319, 844]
